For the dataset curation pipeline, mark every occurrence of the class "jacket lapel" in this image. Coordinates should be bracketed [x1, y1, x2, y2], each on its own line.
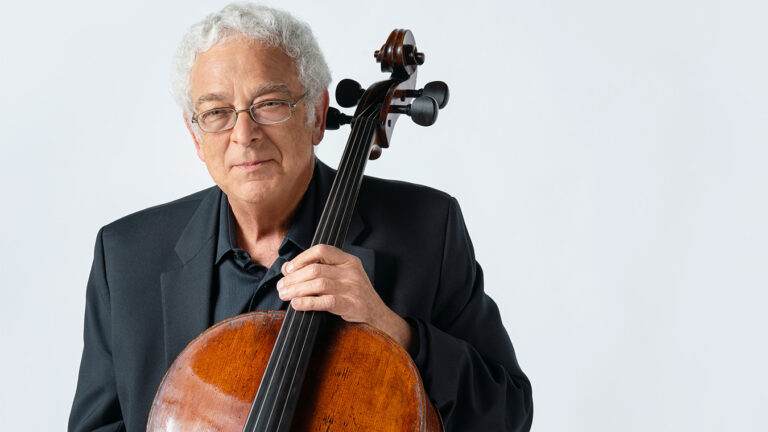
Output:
[159, 187, 221, 366]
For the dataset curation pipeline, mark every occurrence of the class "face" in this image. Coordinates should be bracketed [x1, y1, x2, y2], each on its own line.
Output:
[186, 37, 328, 210]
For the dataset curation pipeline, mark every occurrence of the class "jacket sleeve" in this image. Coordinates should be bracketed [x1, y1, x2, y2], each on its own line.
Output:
[69, 228, 125, 432]
[408, 197, 533, 431]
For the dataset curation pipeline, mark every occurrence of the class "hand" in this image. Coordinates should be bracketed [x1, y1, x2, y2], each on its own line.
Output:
[277, 244, 415, 352]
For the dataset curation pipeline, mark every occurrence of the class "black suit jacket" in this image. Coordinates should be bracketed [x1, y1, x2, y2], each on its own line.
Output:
[69, 160, 533, 431]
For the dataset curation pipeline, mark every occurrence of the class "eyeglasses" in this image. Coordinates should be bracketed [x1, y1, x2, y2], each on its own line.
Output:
[191, 93, 306, 133]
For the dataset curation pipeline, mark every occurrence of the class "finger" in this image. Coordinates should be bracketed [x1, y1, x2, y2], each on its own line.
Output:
[278, 262, 342, 289]
[290, 294, 343, 314]
[283, 244, 351, 274]
[278, 277, 336, 301]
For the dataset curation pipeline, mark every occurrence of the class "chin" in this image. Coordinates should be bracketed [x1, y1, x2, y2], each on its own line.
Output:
[227, 178, 281, 204]
[231, 186, 272, 205]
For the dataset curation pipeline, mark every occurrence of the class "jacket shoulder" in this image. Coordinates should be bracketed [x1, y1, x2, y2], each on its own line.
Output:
[359, 174, 455, 216]
[100, 186, 217, 246]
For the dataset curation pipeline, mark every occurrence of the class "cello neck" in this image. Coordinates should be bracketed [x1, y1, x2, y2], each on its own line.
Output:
[312, 113, 379, 248]
[242, 112, 379, 432]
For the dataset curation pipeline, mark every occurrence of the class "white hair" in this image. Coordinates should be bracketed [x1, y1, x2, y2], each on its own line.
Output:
[171, 3, 331, 127]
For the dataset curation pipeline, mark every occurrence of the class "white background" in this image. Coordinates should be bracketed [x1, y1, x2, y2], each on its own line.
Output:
[1, 0, 766, 430]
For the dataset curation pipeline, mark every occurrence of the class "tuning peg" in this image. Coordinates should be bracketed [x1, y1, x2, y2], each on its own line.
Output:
[335, 79, 364, 108]
[389, 96, 439, 126]
[409, 96, 439, 126]
[398, 81, 450, 109]
[325, 107, 353, 130]
[422, 81, 449, 109]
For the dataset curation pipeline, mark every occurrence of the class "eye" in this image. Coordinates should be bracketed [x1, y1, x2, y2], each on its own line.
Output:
[259, 101, 282, 108]
[200, 108, 231, 120]
[207, 109, 228, 116]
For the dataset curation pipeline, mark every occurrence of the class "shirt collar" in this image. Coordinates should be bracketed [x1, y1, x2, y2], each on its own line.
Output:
[215, 159, 319, 264]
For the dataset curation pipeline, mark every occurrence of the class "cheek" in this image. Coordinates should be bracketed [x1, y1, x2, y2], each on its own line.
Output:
[286, 126, 316, 158]
[283, 139, 313, 168]
[201, 140, 228, 171]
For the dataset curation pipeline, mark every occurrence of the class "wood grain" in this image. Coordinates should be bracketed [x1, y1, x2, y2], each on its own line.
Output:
[147, 311, 442, 431]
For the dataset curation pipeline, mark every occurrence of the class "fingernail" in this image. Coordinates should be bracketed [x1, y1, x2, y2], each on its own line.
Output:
[276, 279, 283, 289]
[286, 262, 294, 273]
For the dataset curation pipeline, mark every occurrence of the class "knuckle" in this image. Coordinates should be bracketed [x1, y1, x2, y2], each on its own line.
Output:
[349, 298, 361, 311]
[317, 278, 330, 292]
[324, 296, 336, 310]
[309, 264, 321, 277]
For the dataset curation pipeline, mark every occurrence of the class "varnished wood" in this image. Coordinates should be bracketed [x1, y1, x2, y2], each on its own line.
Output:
[148, 311, 442, 431]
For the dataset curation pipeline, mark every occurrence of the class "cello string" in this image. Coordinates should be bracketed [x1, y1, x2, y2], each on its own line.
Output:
[267, 114, 373, 427]
[269, 113, 376, 430]
[330, 114, 376, 247]
[313, 110, 365, 244]
[320, 108, 376, 247]
[273, 114, 378, 430]
[315, 104, 376, 246]
[248, 117, 360, 431]
[325, 110, 377, 250]
[256, 109, 372, 431]
[261, 114, 370, 430]
[250, 117, 361, 431]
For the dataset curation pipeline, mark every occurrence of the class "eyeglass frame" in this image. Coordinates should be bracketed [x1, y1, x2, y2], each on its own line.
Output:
[191, 92, 307, 133]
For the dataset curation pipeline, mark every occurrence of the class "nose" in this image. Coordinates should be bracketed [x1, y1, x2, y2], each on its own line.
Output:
[229, 108, 262, 147]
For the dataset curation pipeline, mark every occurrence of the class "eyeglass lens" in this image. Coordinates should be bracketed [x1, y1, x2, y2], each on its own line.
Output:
[197, 100, 292, 132]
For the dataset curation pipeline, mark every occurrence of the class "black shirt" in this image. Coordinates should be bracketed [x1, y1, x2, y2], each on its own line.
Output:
[213, 166, 319, 323]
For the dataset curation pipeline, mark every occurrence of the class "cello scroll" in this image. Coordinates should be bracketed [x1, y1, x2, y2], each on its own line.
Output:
[326, 29, 449, 159]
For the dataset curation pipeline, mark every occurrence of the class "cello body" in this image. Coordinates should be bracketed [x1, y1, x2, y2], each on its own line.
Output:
[147, 311, 443, 431]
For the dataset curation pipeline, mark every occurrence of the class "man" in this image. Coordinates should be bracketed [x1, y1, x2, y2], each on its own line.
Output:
[69, 4, 532, 431]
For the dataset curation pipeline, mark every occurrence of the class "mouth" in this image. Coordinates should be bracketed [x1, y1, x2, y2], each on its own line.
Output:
[234, 159, 269, 171]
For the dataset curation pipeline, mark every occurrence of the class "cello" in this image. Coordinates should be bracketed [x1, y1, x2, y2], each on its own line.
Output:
[147, 29, 449, 431]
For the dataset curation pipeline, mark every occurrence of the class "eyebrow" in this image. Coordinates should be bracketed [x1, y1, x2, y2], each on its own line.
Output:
[194, 93, 228, 110]
[194, 83, 295, 110]
[254, 83, 293, 99]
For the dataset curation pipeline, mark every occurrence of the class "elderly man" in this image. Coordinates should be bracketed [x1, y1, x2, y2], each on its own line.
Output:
[69, 4, 532, 431]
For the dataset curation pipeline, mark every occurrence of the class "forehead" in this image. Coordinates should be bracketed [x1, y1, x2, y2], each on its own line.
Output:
[189, 37, 300, 108]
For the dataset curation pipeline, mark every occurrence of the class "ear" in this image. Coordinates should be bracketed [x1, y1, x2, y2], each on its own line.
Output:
[311, 89, 330, 146]
[184, 116, 205, 162]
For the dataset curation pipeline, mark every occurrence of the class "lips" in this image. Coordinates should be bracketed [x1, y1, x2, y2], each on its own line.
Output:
[234, 159, 269, 171]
